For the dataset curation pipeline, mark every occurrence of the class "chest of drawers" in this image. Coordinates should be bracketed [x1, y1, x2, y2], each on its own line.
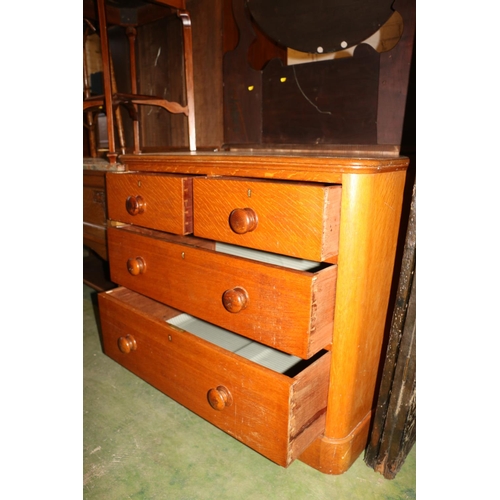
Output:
[97, 152, 408, 474]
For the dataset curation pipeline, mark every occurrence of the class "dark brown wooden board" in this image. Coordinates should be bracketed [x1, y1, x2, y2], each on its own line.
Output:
[262, 45, 379, 145]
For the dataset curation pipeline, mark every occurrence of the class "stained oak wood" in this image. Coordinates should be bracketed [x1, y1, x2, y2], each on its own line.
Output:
[120, 152, 409, 183]
[107, 225, 337, 358]
[99, 153, 410, 474]
[106, 172, 194, 234]
[98, 287, 331, 466]
[193, 177, 341, 261]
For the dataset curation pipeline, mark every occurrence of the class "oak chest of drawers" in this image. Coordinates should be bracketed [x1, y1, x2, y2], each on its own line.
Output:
[97, 152, 408, 474]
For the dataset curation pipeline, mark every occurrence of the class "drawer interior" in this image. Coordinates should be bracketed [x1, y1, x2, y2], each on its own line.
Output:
[215, 242, 322, 272]
[166, 313, 326, 376]
[106, 287, 326, 377]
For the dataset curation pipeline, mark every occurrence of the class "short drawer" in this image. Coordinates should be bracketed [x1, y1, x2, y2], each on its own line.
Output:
[106, 172, 194, 235]
[193, 177, 341, 261]
[108, 226, 337, 359]
[98, 287, 331, 467]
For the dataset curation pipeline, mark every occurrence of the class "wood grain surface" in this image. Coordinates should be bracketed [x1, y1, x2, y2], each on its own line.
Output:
[99, 287, 331, 466]
[121, 152, 409, 184]
[106, 172, 194, 234]
[107, 225, 337, 358]
[193, 177, 341, 261]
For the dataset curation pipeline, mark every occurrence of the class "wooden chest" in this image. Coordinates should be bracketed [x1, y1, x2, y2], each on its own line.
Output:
[98, 152, 408, 474]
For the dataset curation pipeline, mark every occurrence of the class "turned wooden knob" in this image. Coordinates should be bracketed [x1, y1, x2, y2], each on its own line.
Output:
[222, 287, 249, 313]
[207, 386, 233, 411]
[127, 257, 146, 276]
[118, 334, 137, 354]
[229, 208, 258, 234]
[126, 195, 145, 215]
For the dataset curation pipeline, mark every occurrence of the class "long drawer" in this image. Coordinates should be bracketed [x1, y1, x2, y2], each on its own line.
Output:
[193, 177, 342, 262]
[107, 225, 337, 358]
[98, 287, 331, 467]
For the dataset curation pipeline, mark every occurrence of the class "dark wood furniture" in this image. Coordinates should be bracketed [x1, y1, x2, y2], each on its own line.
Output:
[83, 0, 196, 163]
[98, 152, 408, 473]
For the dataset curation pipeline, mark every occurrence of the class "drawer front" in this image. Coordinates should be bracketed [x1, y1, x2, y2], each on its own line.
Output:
[98, 287, 331, 467]
[106, 172, 194, 235]
[193, 177, 341, 261]
[108, 226, 337, 358]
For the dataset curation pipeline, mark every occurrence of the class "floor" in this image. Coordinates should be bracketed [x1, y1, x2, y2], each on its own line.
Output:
[83, 283, 416, 500]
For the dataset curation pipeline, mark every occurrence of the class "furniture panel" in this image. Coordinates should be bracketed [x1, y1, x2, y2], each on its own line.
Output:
[99, 152, 409, 474]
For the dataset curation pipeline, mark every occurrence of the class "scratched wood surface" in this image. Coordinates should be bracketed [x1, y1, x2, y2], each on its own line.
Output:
[99, 287, 331, 466]
[107, 226, 337, 358]
[193, 177, 341, 261]
[106, 172, 194, 234]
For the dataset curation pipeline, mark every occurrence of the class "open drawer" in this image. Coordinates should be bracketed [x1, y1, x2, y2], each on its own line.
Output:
[107, 225, 337, 358]
[98, 287, 331, 467]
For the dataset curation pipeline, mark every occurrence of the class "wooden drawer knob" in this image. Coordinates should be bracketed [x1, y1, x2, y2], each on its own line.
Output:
[229, 208, 258, 234]
[118, 334, 137, 354]
[127, 257, 146, 276]
[207, 386, 233, 411]
[222, 287, 249, 313]
[126, 195, 145, 215]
